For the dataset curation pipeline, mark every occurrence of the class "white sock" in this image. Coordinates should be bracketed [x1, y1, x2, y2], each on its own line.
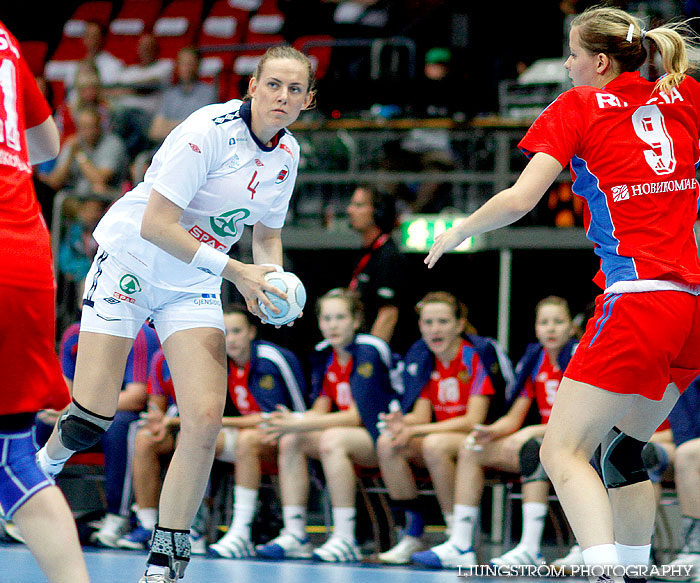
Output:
[230, 486, 258, 539]
[283, 505, 307, 540]
[331, 507, 356, 542]
[145, 565, 166, 576]
[444, 512, 454, 537]
[136, 507, 157, 531]
[615, 542, 651, 567]
[449, 505, 479, 550]
[519, 502, 547, 555]
[582, 543, 619, 567]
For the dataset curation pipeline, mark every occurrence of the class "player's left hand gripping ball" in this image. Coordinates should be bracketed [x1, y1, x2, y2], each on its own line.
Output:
[258, 271, 306, 325]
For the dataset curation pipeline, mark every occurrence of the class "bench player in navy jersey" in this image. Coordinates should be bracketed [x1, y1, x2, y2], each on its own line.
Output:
[36, 45, 316, 583]
[426, 8, 700, 582]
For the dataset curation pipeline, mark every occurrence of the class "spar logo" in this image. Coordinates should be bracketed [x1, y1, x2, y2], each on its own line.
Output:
[210, 208, 250, 238]
[119, 274, 142, 294]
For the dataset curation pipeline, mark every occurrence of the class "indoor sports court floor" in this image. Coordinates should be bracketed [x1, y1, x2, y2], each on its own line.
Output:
[1, 543, 592, 583]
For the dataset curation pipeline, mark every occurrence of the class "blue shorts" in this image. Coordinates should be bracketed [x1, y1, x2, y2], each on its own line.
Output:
[0, 429, 53, 519]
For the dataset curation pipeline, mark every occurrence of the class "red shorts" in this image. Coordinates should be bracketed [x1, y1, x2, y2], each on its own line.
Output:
[0, 285, 70, 415]
[565, 291, 700, 401]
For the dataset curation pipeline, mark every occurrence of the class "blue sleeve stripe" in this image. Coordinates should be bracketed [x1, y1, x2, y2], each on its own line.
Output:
[355, 334, 392, 368]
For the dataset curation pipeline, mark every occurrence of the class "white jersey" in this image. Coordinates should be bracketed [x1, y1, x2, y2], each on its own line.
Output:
[93, 100, 300, 292]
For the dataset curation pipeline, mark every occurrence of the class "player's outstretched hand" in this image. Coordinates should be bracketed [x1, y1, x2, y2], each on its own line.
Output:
[231, 263, 287, 320]
[425, 223, 469, 269]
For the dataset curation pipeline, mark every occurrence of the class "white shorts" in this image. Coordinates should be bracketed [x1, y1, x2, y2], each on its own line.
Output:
[81, 250, 225, 343]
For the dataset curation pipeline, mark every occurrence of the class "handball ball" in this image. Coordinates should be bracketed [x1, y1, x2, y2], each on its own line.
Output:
[259, 270, 306, 325]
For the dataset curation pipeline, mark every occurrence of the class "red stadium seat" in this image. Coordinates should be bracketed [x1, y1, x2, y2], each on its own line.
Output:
[293, 35, 334, 80]
[153, 0, 204, 60]
[244, 0, 284, 45]
[19, 41, 49, 77]
[104, 0, 162, 64]
[198, 0, 251, 81]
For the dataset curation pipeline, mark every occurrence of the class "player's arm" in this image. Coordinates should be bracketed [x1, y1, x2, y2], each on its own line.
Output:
[117, 382, 148, 412]
[252, 222, 283, 266]
[140, 190, 283, 316]
[221, 413, 264, 428]
[410, 394, 491, 436]
[370, 305, 399, 343]
[426, 152, 562, 267]
[25, 116, 60, 165]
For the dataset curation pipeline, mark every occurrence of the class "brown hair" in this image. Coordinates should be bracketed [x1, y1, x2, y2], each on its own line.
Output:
[316, 288, 365, 325]
[244, 45, 316, 105]
[572, 5, 699, 93]
[534, 295, 572, 321]
[416, 291, 477, 335]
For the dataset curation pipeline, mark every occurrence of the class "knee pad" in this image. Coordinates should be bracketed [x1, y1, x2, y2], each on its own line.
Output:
[58, 399, 114, 451]
[215, 428, 238, 464]
[519, 437, 548, 483]
[642, 441, 670, 484]
[601, 427, 648, 489]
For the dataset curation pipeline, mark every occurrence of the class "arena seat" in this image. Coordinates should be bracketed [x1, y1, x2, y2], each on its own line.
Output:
[244, 0, 284, 45]
[153, 0, 204, 61]
[104, 0, 162, 65]
[197, 0, 250, 83]
[293, 35, 334, 80]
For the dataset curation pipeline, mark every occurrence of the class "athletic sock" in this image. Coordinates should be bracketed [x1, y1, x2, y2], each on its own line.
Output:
[520, 502, 547, 555]
[230, 486, 258, 539]
[615, 542, 650, 567]
[136, 507, 158, 531]
[582, 543, 619, 567]
[331, 507, 356, 542]
[283, 505, 307, 540]
[449, 505, 479, 550]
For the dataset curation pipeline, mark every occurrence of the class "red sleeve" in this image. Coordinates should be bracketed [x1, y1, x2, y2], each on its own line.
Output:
[518, 89, 586, 168]
[18, 54, 50, 129]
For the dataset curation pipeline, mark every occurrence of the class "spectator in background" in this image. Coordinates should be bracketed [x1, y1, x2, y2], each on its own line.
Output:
[58, 198, 107, 284]
[39, 104, 128, 198]
[148, 47, 217, 145]
[56, 63, 112, 143]
[110, 33, 173, 155]
[346, 185, 409, 350]
[411, 47, 464, 119]
[70, 21, 124, 89]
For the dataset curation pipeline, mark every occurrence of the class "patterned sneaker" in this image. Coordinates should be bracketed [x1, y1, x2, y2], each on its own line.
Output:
[551, 544, 584, 575]
[377, 535, 424, 564]
[312, 535, 361, 563]
[209, 532, 255, 559]
[411, 541, 477, 569]
[91, 513, 130, 548]
[490, 545, 546, 566]
[117, 526, 153, 551]
[189, 530, 207, 555]
[256, 530, 313, 559]
[655, 552, 700, 582]
[137, 568, 177, 583]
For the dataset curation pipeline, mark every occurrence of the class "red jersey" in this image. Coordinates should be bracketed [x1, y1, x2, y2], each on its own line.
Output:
[227, 360, 261, 416]
[321, 351, 355, 411]
[520, 350, 563, 425]
[520, 72, 700, 290]
[420, 340, 495, 422]
[0, 22, 54, 289]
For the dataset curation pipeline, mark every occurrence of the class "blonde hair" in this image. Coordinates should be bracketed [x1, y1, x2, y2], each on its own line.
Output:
[316, 288, 364, 325]
[572, 5, 699, 93]
[416, 291, 477, 335]
[244, 45, 316, 105]
[535, 295, 572, 321]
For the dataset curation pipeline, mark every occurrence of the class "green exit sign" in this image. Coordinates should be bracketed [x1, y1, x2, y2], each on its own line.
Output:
[399, 215, 482, 253]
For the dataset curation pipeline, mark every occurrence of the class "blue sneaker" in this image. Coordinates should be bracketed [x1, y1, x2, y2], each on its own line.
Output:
[411, 541, 477, 569]
[116, 526, 153, 551]
[256, 529, 313, 559]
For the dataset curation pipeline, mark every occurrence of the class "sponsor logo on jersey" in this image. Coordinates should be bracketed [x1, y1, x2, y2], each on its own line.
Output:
[255, 158, 264, 167]
[357, 362, 373, 378]
[259, 374, 275, 390]
[112, 292, 135, 304]
[407, 363, 418, 376]
[280, 143, 293, 158]
[228, 137, 236, 145]
[275, 165, 289, 184]
[611, 178, 698, 202]
[189, 225, 227, 251]
[458, 370, 471, 383]
[194, 293, 221, 306]
[213, 111, 241, 125]
[210, 208, 251, 238]
[226, 154, 240, 169]
[611, 185, 629, 202]
[119, 274, 142, 294]
[327, 371, 337, 382]
[189, 142, 201, 153]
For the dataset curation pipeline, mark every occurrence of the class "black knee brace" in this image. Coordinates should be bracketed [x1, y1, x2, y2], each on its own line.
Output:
[519, 437, 548, 483]
[58, 399, 114, 451]
[601, 426, 649, 489]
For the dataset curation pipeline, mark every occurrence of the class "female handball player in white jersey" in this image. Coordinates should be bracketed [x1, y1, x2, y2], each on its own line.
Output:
[36, 45, 315, 583]
[426, 7, 700, 583]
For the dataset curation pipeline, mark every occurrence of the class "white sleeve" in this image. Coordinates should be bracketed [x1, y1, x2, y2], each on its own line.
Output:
[150, 128, 221, 209]
[258, 159, 298, 228]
